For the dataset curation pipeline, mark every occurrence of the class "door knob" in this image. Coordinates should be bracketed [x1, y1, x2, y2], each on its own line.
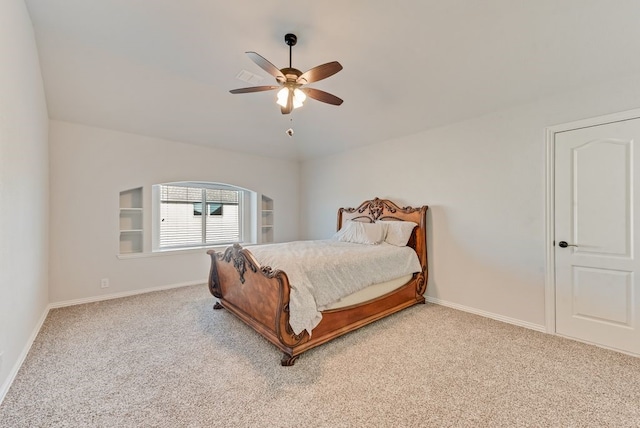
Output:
[558, 241, 578, 248]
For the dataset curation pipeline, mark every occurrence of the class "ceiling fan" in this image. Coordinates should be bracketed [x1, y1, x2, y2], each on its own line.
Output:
[230, 33, 343, 115]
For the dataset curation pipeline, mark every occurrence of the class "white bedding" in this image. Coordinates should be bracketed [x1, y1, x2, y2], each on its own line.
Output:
[247, 240, 422, 335]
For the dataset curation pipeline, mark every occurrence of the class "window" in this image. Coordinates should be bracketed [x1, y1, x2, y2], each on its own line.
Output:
[193, 202, 223, 216]
[208, 203, 223, 216]
[153, 182, 254, 250]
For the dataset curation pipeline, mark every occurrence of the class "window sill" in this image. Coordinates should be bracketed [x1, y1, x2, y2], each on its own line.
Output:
[116, 242, 257, 260]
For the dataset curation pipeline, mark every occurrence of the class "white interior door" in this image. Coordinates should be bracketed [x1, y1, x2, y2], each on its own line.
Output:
[555, 118, 640, 355]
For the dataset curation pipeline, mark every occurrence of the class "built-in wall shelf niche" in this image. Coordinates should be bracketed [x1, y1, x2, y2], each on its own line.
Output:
[261, 195, 274, 244]
[119, 187, 143, 254]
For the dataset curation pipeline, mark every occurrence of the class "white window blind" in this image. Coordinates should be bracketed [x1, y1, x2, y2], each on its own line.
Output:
[159, 185, 241, 248]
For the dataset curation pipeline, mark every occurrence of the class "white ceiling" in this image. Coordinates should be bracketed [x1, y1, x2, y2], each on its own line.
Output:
[25, 0, 640, 161]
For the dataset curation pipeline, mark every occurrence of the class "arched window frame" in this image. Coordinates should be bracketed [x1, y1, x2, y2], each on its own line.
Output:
[152, 182, 257, 251]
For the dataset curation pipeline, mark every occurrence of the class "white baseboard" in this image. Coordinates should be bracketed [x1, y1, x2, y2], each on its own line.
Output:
[0, 305, 50, 406]
[49, 279, 206, 309]
[426, 296, 546, 333]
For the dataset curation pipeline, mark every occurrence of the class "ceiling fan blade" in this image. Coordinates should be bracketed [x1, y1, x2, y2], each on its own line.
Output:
[297, 61, 343, 84]
[300, 88, 343, 106]
[281, 90, 293, 115]
[229, 86, 279, 94]
[246, 52, 286, 82]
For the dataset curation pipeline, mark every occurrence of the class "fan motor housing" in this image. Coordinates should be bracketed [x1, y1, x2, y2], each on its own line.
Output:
[280, 67, 302, 82]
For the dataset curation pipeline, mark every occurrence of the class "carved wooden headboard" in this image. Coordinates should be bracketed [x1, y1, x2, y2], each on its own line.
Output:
[336, 198, 429, 274]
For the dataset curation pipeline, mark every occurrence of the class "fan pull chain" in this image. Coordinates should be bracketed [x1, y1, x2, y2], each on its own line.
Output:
[286, 117, 294, 138]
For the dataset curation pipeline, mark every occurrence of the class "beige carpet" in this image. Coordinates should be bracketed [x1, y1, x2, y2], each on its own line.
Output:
[1, 285, 639, 427]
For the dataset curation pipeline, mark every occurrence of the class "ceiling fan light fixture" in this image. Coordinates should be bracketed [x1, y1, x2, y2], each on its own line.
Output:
[276, 87, 289, 107]
[276, 87, 307, 109]
[293, 88, 306, 108]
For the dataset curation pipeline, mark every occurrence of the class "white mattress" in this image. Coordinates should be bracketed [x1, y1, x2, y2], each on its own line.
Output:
[248, 240, 422, 335]
[320, 274, 414, 310]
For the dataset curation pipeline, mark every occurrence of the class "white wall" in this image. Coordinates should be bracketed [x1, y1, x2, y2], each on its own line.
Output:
[301, 74, 640, 328]
[0, 0, 49, 397]
[49, 121, 299, 303]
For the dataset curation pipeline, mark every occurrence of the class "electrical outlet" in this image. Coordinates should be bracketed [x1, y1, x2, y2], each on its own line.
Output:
[100, 278, 109, 288]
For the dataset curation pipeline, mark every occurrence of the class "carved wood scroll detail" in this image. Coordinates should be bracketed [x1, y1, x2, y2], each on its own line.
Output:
[281, 353, 299, 366]
[221, 243, 257, 284]
[367, 197, 394, 220]
[344, 197, 419, 222]
[415, 273, 427, 296]
[281, 304, 309, 345]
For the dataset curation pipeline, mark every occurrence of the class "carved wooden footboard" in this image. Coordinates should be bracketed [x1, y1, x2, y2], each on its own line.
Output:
[207, 198, 428, 365]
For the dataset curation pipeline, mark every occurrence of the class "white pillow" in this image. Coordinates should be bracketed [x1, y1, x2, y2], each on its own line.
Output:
[376, 220, 418, 246]
[333, 220, 385, 245]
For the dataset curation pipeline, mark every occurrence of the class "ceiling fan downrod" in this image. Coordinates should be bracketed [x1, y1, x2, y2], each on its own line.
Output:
[284, 33, 297, 68]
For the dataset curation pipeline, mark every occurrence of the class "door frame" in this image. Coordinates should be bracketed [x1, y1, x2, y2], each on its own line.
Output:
[544, 108, 640, 334]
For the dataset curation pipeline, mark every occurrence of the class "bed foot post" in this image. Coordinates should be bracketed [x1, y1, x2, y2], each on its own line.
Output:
[213, 301, 224, 310]
[281, 353, 299, 366]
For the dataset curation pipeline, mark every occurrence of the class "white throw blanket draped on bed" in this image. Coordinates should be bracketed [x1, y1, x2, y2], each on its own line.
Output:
[247, 240, 422, 335]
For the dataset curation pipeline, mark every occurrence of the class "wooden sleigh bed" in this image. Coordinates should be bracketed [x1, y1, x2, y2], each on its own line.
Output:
[207, 198, 428, 365]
